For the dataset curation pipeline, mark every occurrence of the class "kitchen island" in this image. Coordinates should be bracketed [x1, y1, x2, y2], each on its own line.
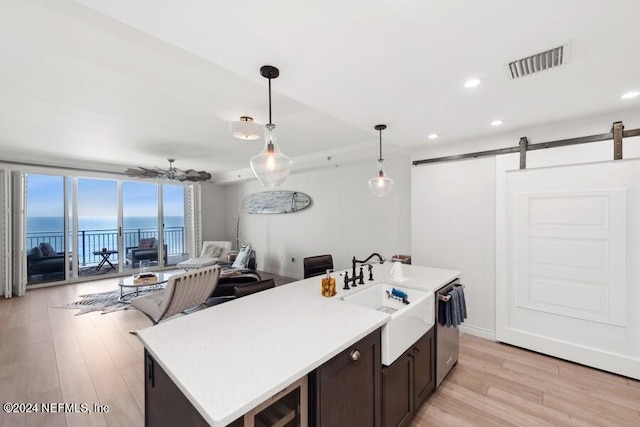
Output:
[137, 263, 460, 426]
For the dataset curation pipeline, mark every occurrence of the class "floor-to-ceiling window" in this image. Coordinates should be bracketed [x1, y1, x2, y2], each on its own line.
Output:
[77, 178, 119, 275]
[123, 181, 160, 272]
[23, 172, 191, 286]
[163, 183, 187, 266]
[25, 174, 68, 285]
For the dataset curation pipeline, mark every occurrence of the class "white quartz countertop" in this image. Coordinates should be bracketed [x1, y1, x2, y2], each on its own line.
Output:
[137, 263, 459, 426]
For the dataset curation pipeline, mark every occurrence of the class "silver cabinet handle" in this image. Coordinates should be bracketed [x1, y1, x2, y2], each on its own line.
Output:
[350, 349, 361, 361]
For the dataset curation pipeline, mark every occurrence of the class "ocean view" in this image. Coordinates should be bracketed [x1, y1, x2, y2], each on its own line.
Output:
[26, 216, 186, 262]
[27, 216, 185, 233]
[23, 174, 188, 277]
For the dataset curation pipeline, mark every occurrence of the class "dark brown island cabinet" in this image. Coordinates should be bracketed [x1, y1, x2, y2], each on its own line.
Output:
[309, 328, 382, 427]
[381, 327, 435, 427]
[144, 349, 209, 427]
[144, 327, 434, 427]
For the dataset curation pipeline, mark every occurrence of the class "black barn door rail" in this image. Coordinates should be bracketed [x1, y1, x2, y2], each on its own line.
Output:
[412, 121, 640, 169]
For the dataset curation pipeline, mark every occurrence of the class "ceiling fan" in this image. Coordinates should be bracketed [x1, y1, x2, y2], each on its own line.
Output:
[124, 159, 212, 182]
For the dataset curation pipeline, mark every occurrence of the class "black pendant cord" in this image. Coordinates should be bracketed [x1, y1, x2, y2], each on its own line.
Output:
[374, 124, 387, 162]
[260, 65, 279, 128]
[267, 77, 273, 126]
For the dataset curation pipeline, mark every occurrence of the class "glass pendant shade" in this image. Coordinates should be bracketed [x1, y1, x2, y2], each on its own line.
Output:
[250, 125, 293, 187]
[250, 65, 292, 186]
[368, 160, 394, 197]
[369, 124, 393, 197]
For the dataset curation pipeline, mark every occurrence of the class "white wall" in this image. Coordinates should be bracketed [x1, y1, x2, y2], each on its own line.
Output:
[411, 107, 640, 340]
[200, 182, 228, 241]
[201, 107, 640, 338]
[412, 156, 497, 337]
[219, 154, 412, 279]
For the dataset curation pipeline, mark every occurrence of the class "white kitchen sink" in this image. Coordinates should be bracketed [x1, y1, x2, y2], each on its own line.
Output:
[342, 283, 434, 365]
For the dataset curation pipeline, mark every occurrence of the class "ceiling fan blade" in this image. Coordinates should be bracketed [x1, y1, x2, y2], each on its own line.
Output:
[181, 169, 212, 181]
[125, 163, 211, 181]
[139, 166, 158, 173]
[125, 167, 154, 178]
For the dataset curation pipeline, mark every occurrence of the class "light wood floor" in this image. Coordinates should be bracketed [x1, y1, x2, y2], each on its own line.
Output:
[0, 276, 152, 427]
[1, 279, 638, 427]
[411, 334, 640, 426]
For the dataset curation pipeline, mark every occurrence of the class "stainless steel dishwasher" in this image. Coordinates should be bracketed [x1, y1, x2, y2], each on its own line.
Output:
[435, 278, 462, 388]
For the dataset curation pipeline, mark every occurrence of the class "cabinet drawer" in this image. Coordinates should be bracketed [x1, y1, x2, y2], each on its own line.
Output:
[382, 352, 413, 427]
[311, 329, 382, 427]
[413, 327, 435, 407]
[381, 327, 435, 427]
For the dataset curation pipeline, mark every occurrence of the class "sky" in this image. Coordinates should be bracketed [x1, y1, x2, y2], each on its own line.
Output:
[26, 174, 185, 218]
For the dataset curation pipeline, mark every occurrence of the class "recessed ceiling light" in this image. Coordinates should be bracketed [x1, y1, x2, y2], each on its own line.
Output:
[621, 91, 640, 100]
[464, 78, 481, 88]
[491, 120, 503, 127]
[428, 134, 438, 140]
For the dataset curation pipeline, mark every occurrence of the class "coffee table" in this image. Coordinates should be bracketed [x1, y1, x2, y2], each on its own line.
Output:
[118, 272, 173, 302]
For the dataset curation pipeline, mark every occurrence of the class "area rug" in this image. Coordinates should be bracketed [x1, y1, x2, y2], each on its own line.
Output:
[58, 286, 164, 316]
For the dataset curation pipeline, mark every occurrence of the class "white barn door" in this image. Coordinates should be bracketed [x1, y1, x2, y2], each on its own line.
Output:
[498, 159, 640, 379]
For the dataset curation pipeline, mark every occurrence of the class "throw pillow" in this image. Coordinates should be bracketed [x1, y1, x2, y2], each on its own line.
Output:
[30, 246, 43, 259]
[200, 243, 223, 258]
[39, 242, 56, 257]
[139, 238, 156, 249]
[232, 244, 252, 269]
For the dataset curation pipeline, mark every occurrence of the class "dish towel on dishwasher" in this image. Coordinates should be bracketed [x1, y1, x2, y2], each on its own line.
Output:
[442, 286, 467, 327]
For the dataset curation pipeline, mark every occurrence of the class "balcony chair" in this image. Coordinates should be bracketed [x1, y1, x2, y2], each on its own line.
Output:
[126, 237, 167, 268]
[303, 254, 334, 279]
[131, 265, 220, 326]
[26, 242, 66, 281]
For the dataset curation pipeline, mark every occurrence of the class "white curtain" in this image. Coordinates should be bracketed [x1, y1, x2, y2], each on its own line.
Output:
[185, 183, 202, 257]
[11, 171, 26, 297]
[0, 170, 26, 298]
[0, 169, 11, 298]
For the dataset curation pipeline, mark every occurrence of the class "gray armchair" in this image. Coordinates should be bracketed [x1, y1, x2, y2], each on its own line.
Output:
[126, 237, 168, 268]
[27, 242, 66, 280]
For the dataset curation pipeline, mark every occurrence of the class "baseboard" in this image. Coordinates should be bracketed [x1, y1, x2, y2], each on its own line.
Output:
[459, 324, 496, 341]
[500, 328, 640, 380]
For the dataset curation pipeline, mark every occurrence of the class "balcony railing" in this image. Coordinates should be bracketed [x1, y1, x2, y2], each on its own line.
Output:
[26, 226, 185, 266]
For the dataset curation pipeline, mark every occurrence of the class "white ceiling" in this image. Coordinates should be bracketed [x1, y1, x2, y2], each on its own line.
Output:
[1, 0, 639, 181]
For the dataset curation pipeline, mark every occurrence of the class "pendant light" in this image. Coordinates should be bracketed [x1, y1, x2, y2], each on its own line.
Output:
[368, 124, 394, 197]
[250, 65, 293, 187]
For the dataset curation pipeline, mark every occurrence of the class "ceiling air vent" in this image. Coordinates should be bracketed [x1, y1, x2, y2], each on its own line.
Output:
[507, 44, 569, 79]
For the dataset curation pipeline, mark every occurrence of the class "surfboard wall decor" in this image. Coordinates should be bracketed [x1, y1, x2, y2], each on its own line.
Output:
[241, 191, 312, 214]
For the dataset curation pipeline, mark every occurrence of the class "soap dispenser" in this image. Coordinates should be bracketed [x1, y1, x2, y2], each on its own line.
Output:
[321, 270, 336, 297]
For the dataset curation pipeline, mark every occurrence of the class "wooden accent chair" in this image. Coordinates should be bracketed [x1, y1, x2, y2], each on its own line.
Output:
[131, 265, 220, 326]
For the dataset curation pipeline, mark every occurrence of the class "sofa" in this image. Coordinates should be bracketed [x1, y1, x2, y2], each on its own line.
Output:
[178, 241, 259, 297]
[27, 242, 66, 280]
[176, 241, 233, 270]
[126, 238, 168, 268]
[204, 252, 262, 306]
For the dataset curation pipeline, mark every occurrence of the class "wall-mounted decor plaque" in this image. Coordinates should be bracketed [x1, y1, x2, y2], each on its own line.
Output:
[241, 191, 312, 214]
